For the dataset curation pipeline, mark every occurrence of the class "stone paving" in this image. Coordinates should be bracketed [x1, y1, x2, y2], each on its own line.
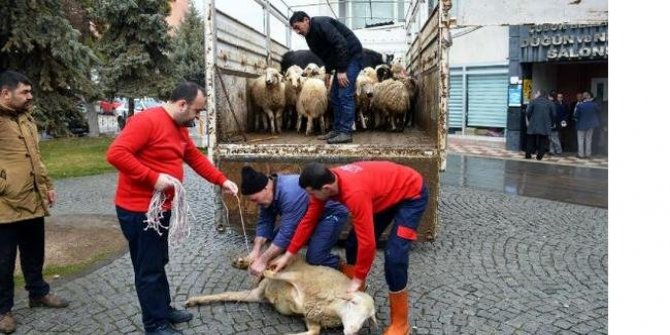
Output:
[10, 167, 608, 334]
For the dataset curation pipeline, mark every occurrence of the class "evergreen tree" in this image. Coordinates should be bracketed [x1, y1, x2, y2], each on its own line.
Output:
[172, 0, 205, 87]
[0, 0, 99, 135]
[92, 0, 174, 116]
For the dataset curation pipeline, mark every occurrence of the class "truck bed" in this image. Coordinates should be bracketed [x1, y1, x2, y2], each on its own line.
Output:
[239, 127, 434, 146]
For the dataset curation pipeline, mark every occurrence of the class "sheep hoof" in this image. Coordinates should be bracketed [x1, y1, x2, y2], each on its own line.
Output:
[263, 269, 278, 278]
[184, 299, 197, 307]
[232, 257, 250, 270]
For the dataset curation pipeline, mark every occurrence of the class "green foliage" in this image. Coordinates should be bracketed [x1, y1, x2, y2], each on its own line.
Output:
[92, 0, 175, 101]
[0, 0, 99, 135]
[172, 0, 205, 87]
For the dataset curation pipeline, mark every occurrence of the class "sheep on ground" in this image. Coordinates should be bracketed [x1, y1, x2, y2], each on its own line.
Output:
[185, 257, 377, 335]
[354, 67, 378, 130]
[283, 65, 303, 130]
[296, 76, 329, 135]
[371, 79, 410, 132]
[249, 67, 286, 134]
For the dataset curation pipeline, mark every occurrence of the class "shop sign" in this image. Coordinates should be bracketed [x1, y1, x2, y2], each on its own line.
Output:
[520, 23, 608, 62]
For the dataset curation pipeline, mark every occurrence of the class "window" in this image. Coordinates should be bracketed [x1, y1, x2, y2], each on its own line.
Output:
[347, 0, 406, 29]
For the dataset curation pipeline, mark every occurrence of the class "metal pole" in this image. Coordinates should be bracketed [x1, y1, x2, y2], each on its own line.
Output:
[265, 0, 272, 67]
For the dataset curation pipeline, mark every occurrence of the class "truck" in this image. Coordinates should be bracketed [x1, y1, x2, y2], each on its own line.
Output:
[204, 0, 451, 241]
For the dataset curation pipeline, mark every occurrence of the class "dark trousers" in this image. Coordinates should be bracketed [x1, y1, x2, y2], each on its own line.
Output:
[117, 206, 172, 332]
[330, 58, 362, 135]
[525, 134, 548, 158]
[345, 185, 428, 292]
[304, 210, 348, 269]
[0, 217, 50, 314]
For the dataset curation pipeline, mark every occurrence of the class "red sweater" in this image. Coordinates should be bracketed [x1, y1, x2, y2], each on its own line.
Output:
[107, 107, 227, 212]
[287, 161, 423, 280]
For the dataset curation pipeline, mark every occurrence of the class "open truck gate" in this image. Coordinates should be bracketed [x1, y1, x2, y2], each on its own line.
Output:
[205, 0, 451, 241]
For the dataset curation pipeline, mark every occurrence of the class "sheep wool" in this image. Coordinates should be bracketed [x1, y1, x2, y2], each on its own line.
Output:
[296, 77, 329, 135]
[250, 67, 286, 133]
[372, 79, 410, 132]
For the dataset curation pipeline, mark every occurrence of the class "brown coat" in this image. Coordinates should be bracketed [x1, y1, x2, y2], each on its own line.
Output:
[0, 105, 52, 224]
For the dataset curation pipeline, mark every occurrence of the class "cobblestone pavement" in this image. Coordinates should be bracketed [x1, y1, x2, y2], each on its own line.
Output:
[11, 168, 607, 334]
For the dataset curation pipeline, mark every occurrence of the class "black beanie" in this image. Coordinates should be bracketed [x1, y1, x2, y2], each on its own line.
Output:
[241, 166, 269, 195]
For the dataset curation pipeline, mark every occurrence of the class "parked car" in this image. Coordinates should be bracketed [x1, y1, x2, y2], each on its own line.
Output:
[114, 98, 163, 116]
[99, 98, 123, 115]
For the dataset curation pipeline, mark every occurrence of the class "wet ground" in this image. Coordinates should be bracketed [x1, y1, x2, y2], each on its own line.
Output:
[8, 154, 607, 334]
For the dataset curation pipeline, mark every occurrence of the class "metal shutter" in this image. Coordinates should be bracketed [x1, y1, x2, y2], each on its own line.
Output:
[448, 71, 464, 128]
[466, 73, 508, 128]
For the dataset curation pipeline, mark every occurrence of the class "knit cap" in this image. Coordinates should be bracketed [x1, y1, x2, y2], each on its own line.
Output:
[240, 166, 269, 195]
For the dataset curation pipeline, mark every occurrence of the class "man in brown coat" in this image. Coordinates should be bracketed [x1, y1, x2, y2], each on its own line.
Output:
[0, 70, 69, 334]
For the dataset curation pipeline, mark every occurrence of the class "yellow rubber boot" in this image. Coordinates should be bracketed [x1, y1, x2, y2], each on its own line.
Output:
[383, 288, 410, 335]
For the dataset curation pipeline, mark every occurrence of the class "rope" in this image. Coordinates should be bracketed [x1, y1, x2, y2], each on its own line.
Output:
[144, 175, 191, 246]
[221, 188, 251, 253]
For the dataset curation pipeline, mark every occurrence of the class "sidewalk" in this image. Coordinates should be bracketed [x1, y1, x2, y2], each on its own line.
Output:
[447, 137, 608, 169]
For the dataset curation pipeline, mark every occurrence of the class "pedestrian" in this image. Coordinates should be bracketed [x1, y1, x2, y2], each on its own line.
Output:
[270, 161, 428, 335]
[289, 11, 363, 144]
[0, 70, 69, 335]
[106, 82, 238, 335]
[548, 92, 567, 155]
[524, 89, 556, 160]
[556, 93, 571, 151]
[573, 91, 600, 159]
[238, 166, 349, 277]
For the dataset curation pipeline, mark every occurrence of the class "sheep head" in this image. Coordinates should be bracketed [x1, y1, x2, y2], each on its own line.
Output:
[375, 64, 392, 82]
[264, 67, 283, 86]
[303, 63, 322, 78]
[337, 292, 377, 335]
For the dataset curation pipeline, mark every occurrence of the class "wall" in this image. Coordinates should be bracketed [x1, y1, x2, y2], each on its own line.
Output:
[449, 26, 509, 66]
[531, 62, 558, 94]
[454, 0, 608, 26]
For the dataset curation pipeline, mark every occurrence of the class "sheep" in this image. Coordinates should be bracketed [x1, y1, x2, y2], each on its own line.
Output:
[375, 64, 393, 82]
[249, 67, 286, 134]
[281, 50, 325, 73]
[371, 79, 410, 132]
[185, 257, 377, 335]
[391, 57, 408, 78]
[396, 76, 419, 128]
[354, 67, 378, 130]
[303, 63, 328, 82]
[283, 65, 303, 130]
[296, 76, 329, 135]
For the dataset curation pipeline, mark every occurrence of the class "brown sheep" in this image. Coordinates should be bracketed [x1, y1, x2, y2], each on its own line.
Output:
[396, 76, 419, 127]
[250, 67, 286, 134]
[371, 79, 410, 132]
[185, 258, 377, 335]
[296, 77, 328, 136]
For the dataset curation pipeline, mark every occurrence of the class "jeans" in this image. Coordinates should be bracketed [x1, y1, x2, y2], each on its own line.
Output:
[549, 130, 563, 154]
[577, 128, 594, 157]
[0, 217, 50, 314]
[117, 206, 172, 332]
[305, 210, 348, 269]
[345, 184, 428, 291]
[330, 58, 362, 135]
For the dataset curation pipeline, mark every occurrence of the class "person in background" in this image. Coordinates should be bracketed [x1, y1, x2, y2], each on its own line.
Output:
[107, 82, 238, 335]
[289, 11, 362, 144]
[548, 91, 567, 156]
[1, 70, 69, 335]
[573, 91, 600, 159]
[238, 166, 349, 277]
[524, 89, 556, 161]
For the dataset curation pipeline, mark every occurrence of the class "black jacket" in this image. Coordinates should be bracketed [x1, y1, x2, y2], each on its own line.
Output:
[305, 16, 362, 73]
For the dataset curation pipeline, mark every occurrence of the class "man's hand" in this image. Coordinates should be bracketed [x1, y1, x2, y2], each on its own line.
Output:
[154, 173, 173, 191]
[47, 190, 56, 207]
[249, 258, 268, 277]
[269, 252, 294, 273]
[336, 72, 349, 87]
[346, 277, 364, 293]
[222, 180, 238, 195]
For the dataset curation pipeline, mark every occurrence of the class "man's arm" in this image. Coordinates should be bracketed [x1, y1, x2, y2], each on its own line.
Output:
[347, 195, 376, 281]
[183, 134, 227, 185]
[319, 20, 350, 72]
[286, 197, 325, 254]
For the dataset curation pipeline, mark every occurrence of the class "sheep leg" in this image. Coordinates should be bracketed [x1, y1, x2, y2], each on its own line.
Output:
[286, 319, 321, 335]
[305, 116, 313, 136]
[184, 283, 266, 307]
[275, 110, 283, 134]
[264, 108, 276, 134]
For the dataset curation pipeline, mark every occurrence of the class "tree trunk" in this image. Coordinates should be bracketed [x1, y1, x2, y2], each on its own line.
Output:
[128, 97, 135, 117]
[85, 102, 100, 137]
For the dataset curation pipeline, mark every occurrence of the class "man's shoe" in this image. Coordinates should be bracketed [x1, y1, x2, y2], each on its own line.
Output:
[168, 307, 193, 324]
[317, 130, 338, 140]
[146, 323, 183, 335]
[29, 293, 69, 308]
[0, 312, 15, 334]
[327, 133, 353, 144]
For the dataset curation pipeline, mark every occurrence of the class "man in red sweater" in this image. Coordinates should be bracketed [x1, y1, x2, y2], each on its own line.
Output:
[107, 82, 237, 335]
[271, 161, 428, 335]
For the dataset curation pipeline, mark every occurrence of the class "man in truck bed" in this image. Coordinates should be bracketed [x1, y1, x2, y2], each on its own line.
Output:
[289, 11, 363, 144]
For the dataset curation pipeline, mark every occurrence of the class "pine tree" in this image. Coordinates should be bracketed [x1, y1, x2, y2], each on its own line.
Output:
[0, 0, 99, 136]
[172, 0, 205, 87]
[92, 0, 175, 116]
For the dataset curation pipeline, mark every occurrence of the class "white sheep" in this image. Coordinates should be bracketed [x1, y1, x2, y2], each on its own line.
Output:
[283, 65, 303, 130]
[185, 258, 377, 335]
[391, 57, 407, 78]
[355, 67, 378, 130]
[249, 67, 286, 134]
[296, 76, 329, 136]
[371, 79, 410, 132]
